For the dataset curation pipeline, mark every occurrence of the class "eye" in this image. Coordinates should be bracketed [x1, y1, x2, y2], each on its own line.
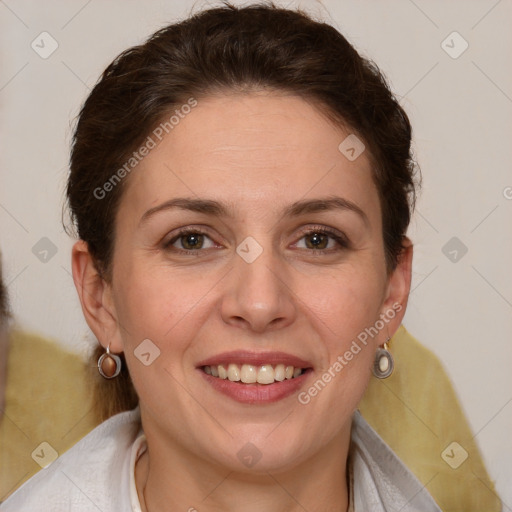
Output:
[293, 226, 349, 254]
[164, 228, 217, 253]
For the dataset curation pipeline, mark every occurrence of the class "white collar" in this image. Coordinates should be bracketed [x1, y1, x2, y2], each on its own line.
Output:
[129, 431, 147, 512]
[126, 411, 439, 511]
[1, 407, 439, 511]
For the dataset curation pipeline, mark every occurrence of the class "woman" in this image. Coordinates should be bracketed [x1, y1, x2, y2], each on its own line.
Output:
[1, 3, 442, 510]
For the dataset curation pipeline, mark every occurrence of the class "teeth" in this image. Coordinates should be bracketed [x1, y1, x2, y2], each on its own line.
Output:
[218, 365, 228, 379]
[274, 364, 285, 382]
[257, 365, 274, 384]
[227, 363, 241, 382]
[203, 363, 305, 384]
[240, 364, 257, 383]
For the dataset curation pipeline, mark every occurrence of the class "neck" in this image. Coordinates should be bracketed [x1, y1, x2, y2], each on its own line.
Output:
[135, 418, 351, 512]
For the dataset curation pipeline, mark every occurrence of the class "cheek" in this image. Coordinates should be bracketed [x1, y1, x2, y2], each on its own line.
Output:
[299, 267, 384, 401]
[302, 264, 385, 343]
[111, 263, 225, 394]
[114, 264, 212, 343]
[111, 268, 206, 406]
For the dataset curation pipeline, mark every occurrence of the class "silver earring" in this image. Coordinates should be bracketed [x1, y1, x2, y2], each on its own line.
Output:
[97, 344, 122, 379]
[372, 339, 394, 379]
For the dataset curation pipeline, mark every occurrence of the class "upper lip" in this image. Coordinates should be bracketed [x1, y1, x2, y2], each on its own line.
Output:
[196, 350, 313, 369]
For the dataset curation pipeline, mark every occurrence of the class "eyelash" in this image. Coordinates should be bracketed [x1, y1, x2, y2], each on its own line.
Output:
[163, 225, 350, 256]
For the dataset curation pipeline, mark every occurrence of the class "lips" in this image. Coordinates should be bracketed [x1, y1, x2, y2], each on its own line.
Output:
[196, 351, 313, 404]
[196, 350, 313, 369]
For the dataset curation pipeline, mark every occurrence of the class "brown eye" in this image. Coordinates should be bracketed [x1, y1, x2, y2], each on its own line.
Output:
[294, 227, 349, 253]
[164, 229, 217, 253]
[304, 232, 330, 250]
[179, 233, 204, 250]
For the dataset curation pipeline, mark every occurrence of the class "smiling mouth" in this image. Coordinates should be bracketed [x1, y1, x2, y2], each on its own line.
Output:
[202, 363, 307, 385]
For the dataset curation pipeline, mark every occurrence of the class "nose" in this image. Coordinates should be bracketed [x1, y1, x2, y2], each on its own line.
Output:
[220, 239, 297, 334]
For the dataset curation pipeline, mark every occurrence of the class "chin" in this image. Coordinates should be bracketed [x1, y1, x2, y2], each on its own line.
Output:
[205, 425, 317, 475]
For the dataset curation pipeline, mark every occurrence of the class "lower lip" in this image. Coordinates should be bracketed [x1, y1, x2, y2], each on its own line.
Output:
[199, 369, 311, 404]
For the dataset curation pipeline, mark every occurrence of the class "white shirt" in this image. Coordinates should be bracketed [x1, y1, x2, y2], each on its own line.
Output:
[0, 407, 441, 511]
[129, 433, 147, 512]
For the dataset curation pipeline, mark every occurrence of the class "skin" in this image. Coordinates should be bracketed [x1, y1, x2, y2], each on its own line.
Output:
[72, 91, 413, 512]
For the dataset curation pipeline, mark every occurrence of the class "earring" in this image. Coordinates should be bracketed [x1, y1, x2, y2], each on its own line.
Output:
[97, 344, 122, 379]
[372, 338, 394, 379]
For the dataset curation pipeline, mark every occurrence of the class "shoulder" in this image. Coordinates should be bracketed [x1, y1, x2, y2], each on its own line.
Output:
[2, 330, 100, 498]
[0, 408, 141, 511]
[350, 411, 441, 512]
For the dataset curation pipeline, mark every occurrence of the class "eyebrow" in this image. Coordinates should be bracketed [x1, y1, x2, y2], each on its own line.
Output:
[139, 196, 369, 226]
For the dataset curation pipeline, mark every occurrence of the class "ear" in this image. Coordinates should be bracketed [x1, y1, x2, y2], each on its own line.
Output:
[71, 240, 124, 353]
[380, 237, 413, 339]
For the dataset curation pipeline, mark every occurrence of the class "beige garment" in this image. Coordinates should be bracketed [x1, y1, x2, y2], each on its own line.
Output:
[0, 329, 98, 501]
[359, 325, 502, 511]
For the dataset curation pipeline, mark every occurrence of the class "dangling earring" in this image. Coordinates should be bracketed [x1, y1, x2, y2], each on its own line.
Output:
[97, 343, 122, 379]
[372, 337, 394, 379]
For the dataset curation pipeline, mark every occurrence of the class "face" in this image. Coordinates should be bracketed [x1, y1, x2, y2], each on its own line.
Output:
[75, 92, 411, 473]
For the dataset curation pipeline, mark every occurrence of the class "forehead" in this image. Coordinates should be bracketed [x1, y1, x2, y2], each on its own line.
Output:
[120, 92, 379, 222]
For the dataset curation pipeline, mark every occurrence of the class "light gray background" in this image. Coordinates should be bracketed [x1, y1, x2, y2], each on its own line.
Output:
[1, 0, 511, 504]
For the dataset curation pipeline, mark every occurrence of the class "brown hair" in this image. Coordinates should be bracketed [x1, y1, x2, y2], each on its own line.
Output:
[66, 2, 419, 420]
[0, 257, 10, 325]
